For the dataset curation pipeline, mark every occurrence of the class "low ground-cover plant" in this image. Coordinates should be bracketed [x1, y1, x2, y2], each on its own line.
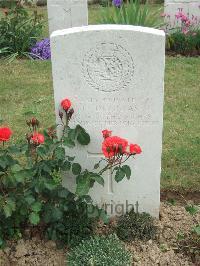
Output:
[164, 11, 200, 56]
[100, 0, 162, 28]
[116, 209, 156, 242]
[67, 234, 132, 265]
[0, 1, 43, 61]
[177, 225, 200, 263]
[0, 97, 142, 247]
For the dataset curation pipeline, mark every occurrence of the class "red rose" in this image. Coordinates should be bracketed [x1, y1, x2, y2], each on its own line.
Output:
[102, 136, 128, 158]
[129, 144, 142, 154]
[61, 98, 72, 111]
[0, 127, 12, 142]
[102, 129, 112, 139]
[31, 133, 45, 145]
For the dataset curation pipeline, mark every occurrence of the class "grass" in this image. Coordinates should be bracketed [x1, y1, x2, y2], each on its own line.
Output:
[0, 4, 199, 191]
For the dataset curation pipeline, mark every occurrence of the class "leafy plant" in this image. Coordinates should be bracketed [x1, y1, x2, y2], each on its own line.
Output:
[100, 0, 162, 28]
[0, 97, 142, 247]
[0, 2, 43, 61]
[185, 204, 199, 216]
[177, 225, 200, 263]
[165, 10, 200, 56]
[116, 209, 156, 242]
[67, 234, 132, 265]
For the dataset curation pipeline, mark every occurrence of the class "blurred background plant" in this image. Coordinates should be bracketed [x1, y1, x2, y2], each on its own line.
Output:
[165, 11, 200, 56]
[30, 37, 51, 60]
[0, 0, 44, 61]
[100, 0, 162, 28]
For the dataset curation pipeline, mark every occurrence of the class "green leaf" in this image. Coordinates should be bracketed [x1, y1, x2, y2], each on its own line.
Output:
[61, 160, 71, 171]
[68, 128, 76, 141]
[90, 173, 104, 186]
[115, 168, 126, 183]
[58, 188, 69, 198]
[3, 198, 16, 218]
[37, 146, 48, 158]
[99, 209, 110, 224]
[0, 158, 6, 169]
[51, 208, 63, 222]
[14, 171, 27, 183]
[25, 195, 35, 205]
[44, 180, 57, 190]
[72, 163, 82, 175]
[11, 164, 22, 173]
[54, 147, 65, 160]
[63, 137, 75, 148]
[76, 175, 91, 196]
[67, 156, 75, 161]
[7, 146, 21, 154]
[87, 204, 99, 218]
[192, 225, 200, 236]
[122, 165, 131, 179]
[76, 125, 90, 145]
[29, 212, 40, 225]
[185, 205, 199, 216]
[31, 202, 42, 213]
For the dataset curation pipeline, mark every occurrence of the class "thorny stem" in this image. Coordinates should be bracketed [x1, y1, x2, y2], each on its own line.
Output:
[98, 154, 132, 176]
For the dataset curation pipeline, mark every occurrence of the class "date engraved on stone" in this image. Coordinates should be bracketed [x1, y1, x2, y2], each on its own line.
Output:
[82, 42, 134, 92]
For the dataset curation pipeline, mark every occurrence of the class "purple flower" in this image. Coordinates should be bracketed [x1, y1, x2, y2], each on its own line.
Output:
[30, 38, 51, 60]
[112, 0, 123, 8]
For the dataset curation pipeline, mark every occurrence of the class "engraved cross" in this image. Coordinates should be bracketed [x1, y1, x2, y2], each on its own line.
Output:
[87, 152, 114, 194]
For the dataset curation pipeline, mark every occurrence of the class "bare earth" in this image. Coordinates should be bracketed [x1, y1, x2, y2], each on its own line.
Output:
[0, 203, 199, 266]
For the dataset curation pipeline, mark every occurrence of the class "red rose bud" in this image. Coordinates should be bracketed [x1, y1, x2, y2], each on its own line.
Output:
[61, 98, 72, 111]
[26, 120, 31, 127]
[31, 133, 45, 145]
[102, 129, 112, 139]
[68, 108, 74, 120]
[3, 8, 8, 16]
[0, 127, 12, 142]
[59, 111, 63, 119]
[129, 144, 142, 154]
[31, 118, 39, 127]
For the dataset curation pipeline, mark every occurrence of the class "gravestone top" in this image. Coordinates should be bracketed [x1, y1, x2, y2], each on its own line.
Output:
[51, 24, 165, 38]
[50, 25, 165, 217]
[47, 0, 88, 34]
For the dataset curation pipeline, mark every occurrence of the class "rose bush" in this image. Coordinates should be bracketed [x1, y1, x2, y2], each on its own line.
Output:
[0, 98, 141, 247]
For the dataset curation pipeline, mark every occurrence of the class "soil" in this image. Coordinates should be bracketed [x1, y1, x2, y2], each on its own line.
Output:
[161, 189, 200, 204]
[0, 202, 199, 266]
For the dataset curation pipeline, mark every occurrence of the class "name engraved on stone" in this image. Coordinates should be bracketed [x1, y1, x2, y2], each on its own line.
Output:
[82, 42, 134, 92]
[73, 97, 158, 126]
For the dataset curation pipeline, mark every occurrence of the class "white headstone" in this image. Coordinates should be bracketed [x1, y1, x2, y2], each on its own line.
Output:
[47, 0, 88, 35]
[164, 0, 200, 28]
[50, 25, 165, 218]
